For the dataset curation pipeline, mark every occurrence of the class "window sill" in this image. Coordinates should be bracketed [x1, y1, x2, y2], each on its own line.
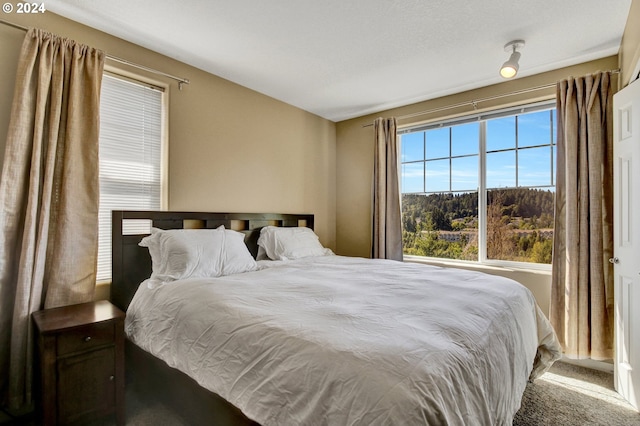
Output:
[95, 281, 111, 301]
[403, 255, 552, 276]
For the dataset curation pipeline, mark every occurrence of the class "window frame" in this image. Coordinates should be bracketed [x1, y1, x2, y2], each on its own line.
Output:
[399, 100, 556, 271]
[96, 67, 169, 284]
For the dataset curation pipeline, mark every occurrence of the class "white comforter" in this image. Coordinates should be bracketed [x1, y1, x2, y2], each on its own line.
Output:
[125, 256, 561, 426]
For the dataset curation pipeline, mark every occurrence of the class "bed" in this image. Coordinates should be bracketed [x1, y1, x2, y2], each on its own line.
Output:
[111, 210, 562, 426]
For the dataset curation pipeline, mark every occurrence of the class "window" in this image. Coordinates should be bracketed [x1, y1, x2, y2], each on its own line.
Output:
[96, 73, 165, 282]
[400, 102, 555, 267]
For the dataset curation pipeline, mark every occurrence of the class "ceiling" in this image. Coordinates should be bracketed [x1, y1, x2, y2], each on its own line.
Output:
[46, 0, 632, 122]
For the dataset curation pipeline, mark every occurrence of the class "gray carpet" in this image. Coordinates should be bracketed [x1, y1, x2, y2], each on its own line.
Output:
[514, 361, 639, 425]
[2, 361, 639, 425]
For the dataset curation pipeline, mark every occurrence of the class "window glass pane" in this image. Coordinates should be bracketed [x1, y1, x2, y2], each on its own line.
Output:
[401, 132, 424, 162]
[487, 116, 515, 152]
[401, 192, 478, 261]
[451, 122, 479, 157]
[400, 103, 555, 266]
[402, 162, 424, 193]
[518, 146, 553, 187]
[425, 159, 450, 192]
[486, 150, 515, 188]
[518, 110, 552, 147]
[451, 155, 478, 192]
[425, 128, 449, 160]
[486, 188, 554, 263]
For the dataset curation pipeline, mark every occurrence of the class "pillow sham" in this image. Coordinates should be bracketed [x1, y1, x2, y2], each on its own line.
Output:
[139, 228, 225, 282]
[139, 226, 258, 282]
[257, 226, 333, 260]
[218, 226, 257, 275]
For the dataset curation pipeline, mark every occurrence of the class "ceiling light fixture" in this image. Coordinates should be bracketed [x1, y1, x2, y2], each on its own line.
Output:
[500, 40, 525, 79]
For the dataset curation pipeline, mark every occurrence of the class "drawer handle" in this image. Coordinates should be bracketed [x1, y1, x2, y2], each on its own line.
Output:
[84, 336, 92, 342]
[109, 375, 115, 381]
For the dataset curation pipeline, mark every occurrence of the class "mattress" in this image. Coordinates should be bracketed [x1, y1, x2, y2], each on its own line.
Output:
[125, 255, 561, 425]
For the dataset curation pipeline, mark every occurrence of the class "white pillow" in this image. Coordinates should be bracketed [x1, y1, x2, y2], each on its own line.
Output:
[218, 226, 257, 275]
[139, 226, 258, 282]
[139, 228, 225, 282]
[257, 226, 333, 260]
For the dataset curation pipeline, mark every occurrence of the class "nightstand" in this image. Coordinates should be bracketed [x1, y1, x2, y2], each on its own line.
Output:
[32, 300, 125, 425]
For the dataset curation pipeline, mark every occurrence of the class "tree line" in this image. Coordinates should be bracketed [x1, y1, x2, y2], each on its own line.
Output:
[402, 188, 555, 264]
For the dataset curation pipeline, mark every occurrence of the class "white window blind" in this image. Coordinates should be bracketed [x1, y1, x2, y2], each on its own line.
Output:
[97, 74, 164, 282]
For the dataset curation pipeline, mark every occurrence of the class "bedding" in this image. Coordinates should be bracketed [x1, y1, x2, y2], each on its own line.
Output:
[220, 226, 258, 275]
[257, 226, 334, 260]
[139, 227, 257, 284]
[138, 227, 225, 282]
[125, 255, 561, 426]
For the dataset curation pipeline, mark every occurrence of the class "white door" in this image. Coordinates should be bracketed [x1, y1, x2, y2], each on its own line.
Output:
[613, 78, 640, 411]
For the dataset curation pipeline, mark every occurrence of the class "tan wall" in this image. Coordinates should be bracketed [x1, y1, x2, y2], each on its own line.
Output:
[335, 55, 619, 315]
[620, 0, 640, 87]
[0, 13, 336, 248]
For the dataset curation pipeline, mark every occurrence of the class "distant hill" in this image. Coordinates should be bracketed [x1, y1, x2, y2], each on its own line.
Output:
[402, 188, 554, 232]
[402, 188, 555, 263]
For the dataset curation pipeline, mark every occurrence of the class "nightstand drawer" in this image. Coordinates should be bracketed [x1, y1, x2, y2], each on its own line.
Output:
[57, 321, 114, 356]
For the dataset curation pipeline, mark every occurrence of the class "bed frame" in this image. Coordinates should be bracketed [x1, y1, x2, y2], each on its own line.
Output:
[110, 210, 315, 425]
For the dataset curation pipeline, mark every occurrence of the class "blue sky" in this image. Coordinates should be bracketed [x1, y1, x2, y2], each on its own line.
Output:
[401, 109, 556, 193]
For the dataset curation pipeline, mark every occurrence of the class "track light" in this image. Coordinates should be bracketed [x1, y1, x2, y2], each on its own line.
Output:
[500, 40, 525, 79]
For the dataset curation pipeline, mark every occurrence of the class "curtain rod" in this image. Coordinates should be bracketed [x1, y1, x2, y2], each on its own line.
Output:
[363, 68, 621, 127]
[0, 18, 190, 90]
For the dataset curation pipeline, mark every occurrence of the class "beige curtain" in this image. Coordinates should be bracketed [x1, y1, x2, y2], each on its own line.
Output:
[550, 71, 614, 361]
[0, 28, 104, 409]
[372, 117, 403, 261]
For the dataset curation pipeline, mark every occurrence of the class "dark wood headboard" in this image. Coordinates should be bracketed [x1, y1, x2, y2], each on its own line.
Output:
[111, 210, 314, 312]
